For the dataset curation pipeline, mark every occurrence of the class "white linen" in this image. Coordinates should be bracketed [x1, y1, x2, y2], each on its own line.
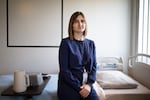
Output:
[104, 77, 150, 100]
[96, 71, 138, 89]
[93, 82, 105, 100]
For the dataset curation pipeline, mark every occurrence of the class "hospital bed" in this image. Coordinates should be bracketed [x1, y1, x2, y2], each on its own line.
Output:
[95, 53, 150, 100]
[0, 54, 150, 100]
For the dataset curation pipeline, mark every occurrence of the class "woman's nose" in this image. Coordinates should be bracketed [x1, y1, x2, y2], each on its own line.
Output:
[79, 21, 82, 26]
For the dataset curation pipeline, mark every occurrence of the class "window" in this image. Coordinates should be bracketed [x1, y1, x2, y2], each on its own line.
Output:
[138, 0, 150, 55]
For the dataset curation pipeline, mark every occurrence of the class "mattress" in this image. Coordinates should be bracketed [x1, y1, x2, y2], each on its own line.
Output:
[100, 71, 150, 100]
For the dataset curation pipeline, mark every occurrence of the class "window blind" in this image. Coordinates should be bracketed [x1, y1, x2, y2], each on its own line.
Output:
[138, 0, 150, 55]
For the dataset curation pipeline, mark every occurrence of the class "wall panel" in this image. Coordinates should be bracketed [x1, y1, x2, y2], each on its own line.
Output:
[8, 0, 62, 47]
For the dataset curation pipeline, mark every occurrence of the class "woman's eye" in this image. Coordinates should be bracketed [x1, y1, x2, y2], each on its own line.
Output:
[81, 20, 85, 23]
[74, 20, 85, 23]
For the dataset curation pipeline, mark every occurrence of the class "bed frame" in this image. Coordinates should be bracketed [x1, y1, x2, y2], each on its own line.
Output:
[128, 53, 150, 89]
[95, 54, 150, 100]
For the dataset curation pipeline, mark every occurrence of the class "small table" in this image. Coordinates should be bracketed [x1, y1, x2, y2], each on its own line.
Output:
[1, 76, 50, 100]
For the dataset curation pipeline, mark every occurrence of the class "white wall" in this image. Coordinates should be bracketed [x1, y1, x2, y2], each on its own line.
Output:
[0, 0, 59, 74]
[63, 0, 131, 72]
[0, 0, 131, 74]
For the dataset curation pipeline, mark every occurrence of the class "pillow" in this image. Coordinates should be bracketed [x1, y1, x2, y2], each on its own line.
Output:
[96, 71, 138, 89]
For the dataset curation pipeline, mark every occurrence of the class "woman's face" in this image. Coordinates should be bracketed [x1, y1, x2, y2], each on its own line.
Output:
[73, 15, 86, 34]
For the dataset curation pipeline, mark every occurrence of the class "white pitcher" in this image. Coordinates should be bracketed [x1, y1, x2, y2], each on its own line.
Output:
[13, 70, 30, 93]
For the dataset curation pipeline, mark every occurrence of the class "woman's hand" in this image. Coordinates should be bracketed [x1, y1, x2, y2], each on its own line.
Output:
[79, 84, 91, 98]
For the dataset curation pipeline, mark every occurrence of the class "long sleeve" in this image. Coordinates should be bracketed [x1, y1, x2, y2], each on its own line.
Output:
[59, 39, 81, 92]
[86, 41, 97, 86]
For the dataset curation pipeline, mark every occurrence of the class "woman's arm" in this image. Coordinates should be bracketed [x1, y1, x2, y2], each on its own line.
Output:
[59, 39, 81, 92]
[86, 41, 97, 86]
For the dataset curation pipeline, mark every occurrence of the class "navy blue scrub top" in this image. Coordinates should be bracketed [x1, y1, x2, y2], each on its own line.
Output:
[58, 37, 97, 92]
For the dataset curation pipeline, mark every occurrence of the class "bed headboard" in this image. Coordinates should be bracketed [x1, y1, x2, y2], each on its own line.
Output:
[128, 54, 150, 89]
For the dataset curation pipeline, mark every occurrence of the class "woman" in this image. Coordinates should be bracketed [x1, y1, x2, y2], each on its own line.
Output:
[58, 11, 99, 100]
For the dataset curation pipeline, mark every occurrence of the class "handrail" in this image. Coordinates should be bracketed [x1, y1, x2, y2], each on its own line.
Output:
[128, 53, 150, 68]
[129, 53, 150, 59]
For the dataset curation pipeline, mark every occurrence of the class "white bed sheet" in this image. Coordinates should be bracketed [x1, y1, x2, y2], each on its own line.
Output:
[102, 72, 150, 100]
[96, 71, 138, 89]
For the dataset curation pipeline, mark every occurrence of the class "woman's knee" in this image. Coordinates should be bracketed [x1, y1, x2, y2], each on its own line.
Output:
[86, 86, 99, 100]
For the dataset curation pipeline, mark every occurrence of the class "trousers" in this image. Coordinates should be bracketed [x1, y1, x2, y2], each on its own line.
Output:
[58, 84, 99, 100]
